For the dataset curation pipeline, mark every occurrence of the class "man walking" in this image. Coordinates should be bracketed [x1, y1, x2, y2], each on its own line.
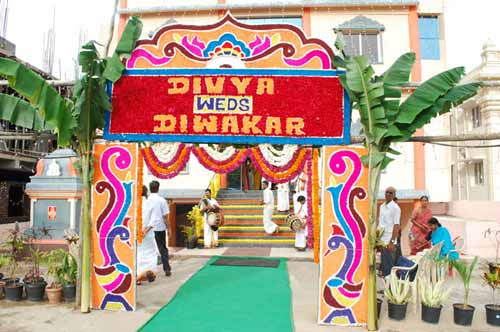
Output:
[144, 180, 172, 276]
[378, 186, 401, 277]
[262, 180, 279, 234]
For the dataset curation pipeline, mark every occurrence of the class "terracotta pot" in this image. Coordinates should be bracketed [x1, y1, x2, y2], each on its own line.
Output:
[46, 286, 63, 304]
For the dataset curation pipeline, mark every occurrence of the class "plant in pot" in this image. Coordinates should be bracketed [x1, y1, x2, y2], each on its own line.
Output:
[181, 225, 196, 249]
[419, 276, 451, 324]
[482, 264, 500, 326]
[451, 256, 478, 326]
[23, 227, 51, 301]
[3, 223, 25, 301]
[59, 250, 78, 302]
[45, 249, 65, 304]
[384, 272, 412, 320]
[0, 254, 10, 298]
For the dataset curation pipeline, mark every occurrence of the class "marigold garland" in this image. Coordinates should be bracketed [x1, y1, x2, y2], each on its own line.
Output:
[312, 148, 320, 263]
[142, 144, 192, 179]
[306, 149, 313, 249]
[148, 143, 187, 168]
[249, 147, 309, 184]
[137, 153, 144, 244]
[192, 146, 248, 174]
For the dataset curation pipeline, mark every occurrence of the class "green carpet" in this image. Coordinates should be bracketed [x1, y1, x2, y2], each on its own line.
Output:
[138, 256, 294, 332]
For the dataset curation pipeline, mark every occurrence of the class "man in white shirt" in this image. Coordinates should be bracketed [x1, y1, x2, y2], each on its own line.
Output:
[144, 180, 171, 276]
[262, 180, 279, 234]
[377, 186, 401, 277]
[200, 189, 221, 248]
[294, 195, 308, 251]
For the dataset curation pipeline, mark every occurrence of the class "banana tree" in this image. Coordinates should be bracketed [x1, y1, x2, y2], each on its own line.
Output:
[0, 17, 143, 312]
[333, 35, 479, 330]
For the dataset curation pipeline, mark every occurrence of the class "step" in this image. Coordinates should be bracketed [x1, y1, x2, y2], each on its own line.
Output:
[223, 220, 289, 226]
[221, 209, 291, 215]
[218, 238, 295, 247]
[220, 225, 294, 232]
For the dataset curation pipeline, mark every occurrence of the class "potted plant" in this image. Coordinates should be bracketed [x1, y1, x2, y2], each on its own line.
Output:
[482, 265, 500, 326]
[0, 254, 10, 298]
[186, 206, 202, 249]
[419, 276, 451, 324]
[3, 223, 25, 301]
[59, 250, 78, 302]
[181, 225, 196, 249]
[44, 249, 66, 304]
[384, 272, 412, 320]
[451, 256, 478, 326]
[484, 228, 500, 274]
[23, 228, 51, 301]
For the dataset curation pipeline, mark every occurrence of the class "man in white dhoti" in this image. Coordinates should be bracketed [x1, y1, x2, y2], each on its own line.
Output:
[262, 180, 279, 234]
[277, 182, 290, 212]
[294, 195, 308, 251]
[137, 186, 158, 284]
[200, 189, 221, 248]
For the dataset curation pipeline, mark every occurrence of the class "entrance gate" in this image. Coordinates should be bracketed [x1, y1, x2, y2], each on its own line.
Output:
[91, 13, 369, 326]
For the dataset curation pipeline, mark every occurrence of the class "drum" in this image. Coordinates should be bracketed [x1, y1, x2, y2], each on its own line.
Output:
[286, 213, 303, 231]
[207, 212, 221, 227]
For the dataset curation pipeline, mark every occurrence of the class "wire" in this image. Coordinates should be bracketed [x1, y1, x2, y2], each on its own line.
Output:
[424, 141, 500, 148]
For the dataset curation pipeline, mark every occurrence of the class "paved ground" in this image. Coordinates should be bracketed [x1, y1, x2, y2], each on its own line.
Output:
[0, 252, 496, 332]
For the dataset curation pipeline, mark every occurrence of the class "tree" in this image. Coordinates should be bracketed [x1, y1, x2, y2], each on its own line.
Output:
[333, 35, 479, 330]
[0, 17, 143, 312]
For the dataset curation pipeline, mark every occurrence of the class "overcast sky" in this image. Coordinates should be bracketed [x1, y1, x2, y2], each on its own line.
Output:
[6, 0, 500, 79]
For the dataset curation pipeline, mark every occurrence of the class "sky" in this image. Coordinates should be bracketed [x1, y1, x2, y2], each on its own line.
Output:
[5, 0, 500, 79]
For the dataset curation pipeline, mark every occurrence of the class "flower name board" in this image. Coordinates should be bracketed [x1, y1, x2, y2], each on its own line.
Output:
[105, 69, 350, 145]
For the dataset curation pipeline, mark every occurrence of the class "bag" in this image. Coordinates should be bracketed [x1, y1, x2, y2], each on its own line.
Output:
[395, 256, 417, 281]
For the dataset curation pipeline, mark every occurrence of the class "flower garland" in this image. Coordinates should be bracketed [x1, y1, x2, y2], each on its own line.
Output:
[258, 144, 298, 167]
[152, 142, 183, 163]
[200, 144, 236, 161]
[312, 148, 320, 262]
[137, 154, 144, 244]
[142, 144, 192, 179]
[249, 147, 310, 184]
[306, 149, 313, 249]
[193, 146, 248, 174]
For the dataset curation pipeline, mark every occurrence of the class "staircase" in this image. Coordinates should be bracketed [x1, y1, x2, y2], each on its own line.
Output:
[216, 189, 295, 247]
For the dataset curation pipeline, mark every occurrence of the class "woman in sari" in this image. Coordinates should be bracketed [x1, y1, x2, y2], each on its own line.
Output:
[427, 217, 459, 260]
[137, 185, 158, 284]
[409, 195, 432, 255]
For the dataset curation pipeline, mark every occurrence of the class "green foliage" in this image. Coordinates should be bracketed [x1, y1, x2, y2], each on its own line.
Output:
[181, 225, 194, 240]
[46, 249, 78, 286]
[384, 273, 412, 304]
[0, 254, 10, 271]
[2, 223, 24, 281]
[0, 17, 143, 148]
[334, 34, 479, 169]
[451, 256, 478, 307]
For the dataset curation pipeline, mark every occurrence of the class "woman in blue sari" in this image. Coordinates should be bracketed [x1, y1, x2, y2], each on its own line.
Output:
[427, 217, 459, 260]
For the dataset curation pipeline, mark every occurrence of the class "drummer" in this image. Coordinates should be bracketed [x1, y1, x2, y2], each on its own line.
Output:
[294, 195, 308, 251]
[200, 189, 221, 249]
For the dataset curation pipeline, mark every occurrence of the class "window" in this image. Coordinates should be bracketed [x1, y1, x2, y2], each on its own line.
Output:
[473, 160, 484, 185]
[342, 32, 383, 64]
[237, 17, 302, 28]
[472, 106, 482, 128]
[418, 16, 440, 60]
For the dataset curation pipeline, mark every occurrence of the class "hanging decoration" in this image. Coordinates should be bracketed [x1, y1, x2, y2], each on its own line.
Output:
[249, 147, 310, 184]
[312, 148, 320, 263]
[192, 145, 248, 174]
[306, 149, 314, 249]
[137, 154, 144, 244]
[257, 144, 298, 167]
[142, 143, 192, 179]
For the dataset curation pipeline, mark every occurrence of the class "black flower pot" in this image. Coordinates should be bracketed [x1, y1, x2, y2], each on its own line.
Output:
[377, 298, 382, 319]
[63, 284, 76, 302]
[421, 304, 442, 324]
[388, 302, 407, 320]
[0, 272, 4, 280]
[25, 281, 47, 301]
[4, 277, 20, 285]
[453, 303, 475, 326]
[485, 304, 500, 326]
[5, 283, 23, 301]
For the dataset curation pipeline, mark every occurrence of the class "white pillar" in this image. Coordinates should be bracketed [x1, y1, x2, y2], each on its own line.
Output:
[30, 198, 37, 228]
[68, 198, 76, 230]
